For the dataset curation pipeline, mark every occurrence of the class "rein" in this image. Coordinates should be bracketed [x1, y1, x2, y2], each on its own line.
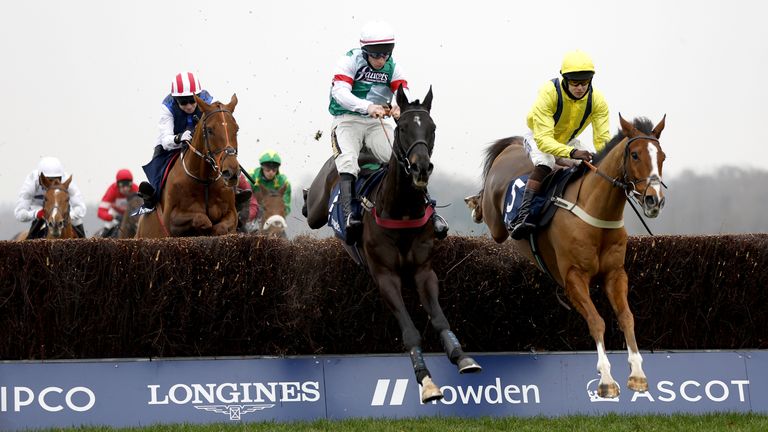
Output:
[182, 108, 238, 184]
[582, 135, 665, 235]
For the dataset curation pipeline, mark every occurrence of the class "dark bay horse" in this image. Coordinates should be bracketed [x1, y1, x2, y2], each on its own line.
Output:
[136, 95, 240, 238]
[118, 193, 143, 238]
[253, 183, 288, 238]
[40, 175, 77, 239]
[306, 87, 481, 403]
[465, 115, 666, 398]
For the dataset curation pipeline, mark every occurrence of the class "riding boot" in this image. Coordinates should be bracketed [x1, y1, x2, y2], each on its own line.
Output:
[234, 188, 252, 207]
[340, 173, 362, 245]
[301, 188, 309, 218]
[138, 181, 156, 210]
[73, 224, 86, 238]
[432, 212, 449, 240]
[27, 218, 46, 239]
[509, 188, 538, 240]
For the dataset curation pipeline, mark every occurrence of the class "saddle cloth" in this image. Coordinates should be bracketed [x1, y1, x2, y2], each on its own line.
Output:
[328, 163, 387, 241]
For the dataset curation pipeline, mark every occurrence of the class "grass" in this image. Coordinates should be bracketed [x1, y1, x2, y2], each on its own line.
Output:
[35, 413, 768, 432]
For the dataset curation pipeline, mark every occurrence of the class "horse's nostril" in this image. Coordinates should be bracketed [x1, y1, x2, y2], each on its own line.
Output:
[645, 195, 657, 207]
[427, 163, 434, 174]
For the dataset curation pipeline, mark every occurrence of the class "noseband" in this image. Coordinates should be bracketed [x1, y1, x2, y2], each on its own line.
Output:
[183, 108, 238, 184]
[392, 108, 433, 176]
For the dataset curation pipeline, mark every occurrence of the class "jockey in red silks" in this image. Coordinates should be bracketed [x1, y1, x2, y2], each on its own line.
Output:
[98, 169, 139, 234]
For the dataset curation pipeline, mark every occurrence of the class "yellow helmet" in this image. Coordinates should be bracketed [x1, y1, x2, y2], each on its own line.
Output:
[560, 50, 595, 80]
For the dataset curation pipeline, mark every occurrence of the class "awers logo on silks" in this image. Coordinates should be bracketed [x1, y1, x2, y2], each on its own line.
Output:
[371, 378, 542, 406]
[354, 67, 390, 84]
[148, 381, 321, 421]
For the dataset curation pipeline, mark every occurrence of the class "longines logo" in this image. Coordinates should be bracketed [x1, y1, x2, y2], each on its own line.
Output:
[585, 378, 750, 404]
[372, 378, 541, 406]
[148, 381, 320, 421]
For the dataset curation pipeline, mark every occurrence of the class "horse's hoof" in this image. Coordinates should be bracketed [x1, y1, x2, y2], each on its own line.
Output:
[458, 357, 482, 374]
[628, 376, 648, 392]
[420, 376, 443, 403]
[598, 382, 620, 398]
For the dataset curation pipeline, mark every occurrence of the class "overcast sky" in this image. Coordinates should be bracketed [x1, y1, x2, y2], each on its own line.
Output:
[2, 0, 766, 208]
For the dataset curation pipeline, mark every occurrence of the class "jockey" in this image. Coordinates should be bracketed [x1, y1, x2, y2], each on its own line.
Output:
[97, 169, 139, 235]
[328, 21, 447, 243]
[509, 50, 611, 240]
[14, 156, 87, 238]
[250, 150, 292, 216]
[137, 71, 214, 211]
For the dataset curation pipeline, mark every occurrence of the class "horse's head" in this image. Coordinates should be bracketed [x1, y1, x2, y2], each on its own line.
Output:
[394, 85, 435, 189]
[619, 114, 667, 218]
[194, 94, 240, 187]
[257, 183, 288, 238]
[40, 174, 72, 238]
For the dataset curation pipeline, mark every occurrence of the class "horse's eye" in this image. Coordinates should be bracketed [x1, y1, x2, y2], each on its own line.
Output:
[631, 151, 639, 160]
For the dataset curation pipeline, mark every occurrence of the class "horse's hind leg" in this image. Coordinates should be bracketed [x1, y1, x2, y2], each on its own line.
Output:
[375, 269, 443, 403]
[565, 267, 620, 398]
[604, 269, 648, 393]
[414, 268, 482, 374]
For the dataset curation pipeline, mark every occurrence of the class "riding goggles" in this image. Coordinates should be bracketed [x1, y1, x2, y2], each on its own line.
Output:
[175, 96, 196, 106]
[363, 50, 391, 59]
[117, 180, 132, 188]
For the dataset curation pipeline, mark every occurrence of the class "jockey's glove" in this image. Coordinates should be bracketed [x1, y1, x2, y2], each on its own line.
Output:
[174, 130, 193, 144]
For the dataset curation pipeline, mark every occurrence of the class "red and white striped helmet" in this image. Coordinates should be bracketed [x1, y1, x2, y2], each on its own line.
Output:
[170, 72, 202, 97]
[359, 21, 395, 48]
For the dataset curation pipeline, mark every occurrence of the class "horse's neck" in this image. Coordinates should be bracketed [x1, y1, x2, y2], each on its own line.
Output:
[376, 156, 424, 218]
[578, 143, 628, 220]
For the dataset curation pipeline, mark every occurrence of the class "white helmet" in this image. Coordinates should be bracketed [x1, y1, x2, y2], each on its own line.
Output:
[171, 71, 202, 97]
[37, 156, 65, 178]
[359, 21, 395, 48]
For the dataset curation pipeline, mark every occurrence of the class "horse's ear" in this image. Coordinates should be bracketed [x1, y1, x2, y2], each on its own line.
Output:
[226, 93, 238, 113]
[39, 173, 49, 188]
[422, 85, 433, 111]
[194, 94, 211, 112]
[619, 113, 636, 137]
[63, 175, 72, 189]
[652, 114, 666, 139]
[396, 84, 409, 109]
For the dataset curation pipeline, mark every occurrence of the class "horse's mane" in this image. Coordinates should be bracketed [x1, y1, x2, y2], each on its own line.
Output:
[481, 137, 523, 183]
[592, 117, 654, 165]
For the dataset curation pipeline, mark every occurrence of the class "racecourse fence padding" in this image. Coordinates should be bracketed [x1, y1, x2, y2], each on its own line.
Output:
[0, 234, 765, 360]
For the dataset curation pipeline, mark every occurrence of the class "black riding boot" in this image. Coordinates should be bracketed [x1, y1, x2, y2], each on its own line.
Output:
[73, 224, 86, 238]
[235, 188, 252, 207]
[27, 218, 46, 239]
[138, 181, 156, 210]
[301, 188, 309, 218]
[340, 173, 362, 245]
[509, 188, 538, 239]
[432, 213, 449, 240]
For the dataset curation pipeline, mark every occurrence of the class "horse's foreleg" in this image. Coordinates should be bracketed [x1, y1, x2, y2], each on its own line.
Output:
[212, 210, 238, 236]
[375, 270, 442, 403]
[414, 268, 481, 374]
[565, 267, 619, 398]
[604, 269, 648, 393]
[169, 211, 212, 236]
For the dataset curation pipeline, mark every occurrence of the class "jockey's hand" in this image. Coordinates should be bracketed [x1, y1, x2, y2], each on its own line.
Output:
[569, 149, 594, 162]
[174, 130, 193, 144]
[104, 219, 119, 229]
[35, 209, 45, 220]
[367, 104, 389, 119]
[389, 104, 401, 120]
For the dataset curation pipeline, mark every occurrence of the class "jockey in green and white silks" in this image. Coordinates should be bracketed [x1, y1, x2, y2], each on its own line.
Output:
[510, 50, 611, 240]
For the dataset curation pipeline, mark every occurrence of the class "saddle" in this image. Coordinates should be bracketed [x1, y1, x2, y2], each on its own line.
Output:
[327, 163, 388, 242]
[503, 164, 588, 232]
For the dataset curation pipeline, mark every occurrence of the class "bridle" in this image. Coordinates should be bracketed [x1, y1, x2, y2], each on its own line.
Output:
[390, 108, 434, 176]
[182, 108, 238, 184]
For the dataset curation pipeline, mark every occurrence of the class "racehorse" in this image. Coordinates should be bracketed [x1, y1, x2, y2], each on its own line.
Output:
[135, 95, 241, 238]
[465, 114, 666, 398]
[253, 183, 288, 238]
[40, 175, 77, 239]
[305, 87, 481, 403]
[118, 193, 143, 238]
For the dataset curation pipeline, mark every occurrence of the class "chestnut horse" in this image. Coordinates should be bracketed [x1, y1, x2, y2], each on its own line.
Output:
[305, 87, 481, 403]
[253, 183, 288, 238]
[136, 95, 241, 237]
[40, 175, 77, 239]
[465, 115, 666, 398]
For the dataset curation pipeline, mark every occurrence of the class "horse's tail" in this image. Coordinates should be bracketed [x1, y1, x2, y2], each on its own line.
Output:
[482, 137, 524, 183]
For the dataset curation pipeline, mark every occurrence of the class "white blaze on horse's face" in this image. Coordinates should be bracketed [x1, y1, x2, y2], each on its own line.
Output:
[414, 114, 421, 127]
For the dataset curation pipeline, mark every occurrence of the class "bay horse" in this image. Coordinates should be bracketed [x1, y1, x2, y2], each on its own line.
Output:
[136, 95, 240, 238]
[305, 87, 481, 403]
[465, 114, 666, 398]
[253, 183, 288, 238]
[40, 174, 77, 239]
[117, 193, 143, 238]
